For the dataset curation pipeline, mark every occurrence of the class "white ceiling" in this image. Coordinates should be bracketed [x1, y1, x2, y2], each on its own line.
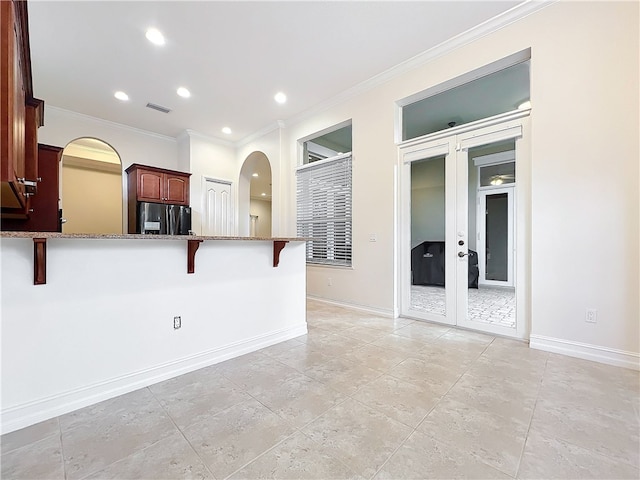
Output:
[28, 1, 524, 144]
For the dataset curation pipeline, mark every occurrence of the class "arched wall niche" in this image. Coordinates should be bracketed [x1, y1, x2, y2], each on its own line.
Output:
[61, 137, 124, 234]
[238, 151, 272, 237]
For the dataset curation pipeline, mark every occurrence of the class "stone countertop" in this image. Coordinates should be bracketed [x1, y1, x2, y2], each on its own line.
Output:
[0, 232, 307, 242]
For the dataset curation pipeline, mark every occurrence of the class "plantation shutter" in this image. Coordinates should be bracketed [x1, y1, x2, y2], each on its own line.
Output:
[296, 153, 352, 266]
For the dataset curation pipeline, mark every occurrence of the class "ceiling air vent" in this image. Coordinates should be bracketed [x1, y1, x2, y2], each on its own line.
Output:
[146, 102, 171, 114]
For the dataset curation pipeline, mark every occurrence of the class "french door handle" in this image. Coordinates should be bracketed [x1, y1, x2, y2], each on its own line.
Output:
[458, 251, 470, 258]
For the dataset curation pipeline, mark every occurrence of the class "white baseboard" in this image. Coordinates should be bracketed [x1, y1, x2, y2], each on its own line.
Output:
[530, 334, 640, 371]
[1, 324, 307, 435]
[306, 295, 395, 318]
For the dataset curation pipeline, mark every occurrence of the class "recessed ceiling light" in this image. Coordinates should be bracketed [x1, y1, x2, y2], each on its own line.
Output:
[274, 92, 287, 104]
[518, 100, 531, 110]
[177, 87, 191, 98]
[252, 173, 259, 177]
[145, 28, 165, 46]
[221, 127, 232, 135]
[261, 193, 266, 196]
[114, 91, 129, 101]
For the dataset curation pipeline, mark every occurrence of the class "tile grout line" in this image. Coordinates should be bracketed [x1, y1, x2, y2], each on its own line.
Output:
[368, 338, 497, 479]
[404, 337, 525, 479]
[220, 396, 357, 480]
[217, 345, 361, 479]
[58, 416, 68, 480]
[145, 385, 218, 480]
[213, 363, 347, 479]
[368, 425, 416, 480]
[518, 355, 640, 474]
[73, 387, 211, 480]
[227, 329, 425, 479]
[513, 353, 549, 478]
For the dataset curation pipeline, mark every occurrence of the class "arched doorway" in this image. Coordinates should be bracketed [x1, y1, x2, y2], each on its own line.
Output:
[239, 152, 272, 237]
[61, 138, 123, 234]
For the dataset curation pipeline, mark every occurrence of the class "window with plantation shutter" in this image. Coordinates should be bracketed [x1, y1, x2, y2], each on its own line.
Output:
[296, 153, 352, 266]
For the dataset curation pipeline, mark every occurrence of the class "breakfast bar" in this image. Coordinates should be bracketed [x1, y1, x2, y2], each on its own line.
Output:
[1, 232, 299, 284]
[0, 233, 307, 433]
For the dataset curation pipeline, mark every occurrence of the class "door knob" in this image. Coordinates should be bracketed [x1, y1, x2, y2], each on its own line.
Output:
[458, 251, 470, 257]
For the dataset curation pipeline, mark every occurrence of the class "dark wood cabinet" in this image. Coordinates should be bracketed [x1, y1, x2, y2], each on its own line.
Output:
[126, 164, 190, 205]
[1, 0, 45, 218]
[125, 164, 191, 233]
[1, 144, 63, 232]
[136, 168, 163, 203]
[165, 175, 189, 204]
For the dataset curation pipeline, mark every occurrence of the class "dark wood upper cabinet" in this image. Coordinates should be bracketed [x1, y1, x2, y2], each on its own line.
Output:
[165, 175, 189, 205]
[126, 164, 191, 206]
[1, 0, 45, 219]
[137, 169, 164, 203]
[125, 164, 191, 233]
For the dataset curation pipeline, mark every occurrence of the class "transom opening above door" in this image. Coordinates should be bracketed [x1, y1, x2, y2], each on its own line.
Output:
[397, 49, 530, 143]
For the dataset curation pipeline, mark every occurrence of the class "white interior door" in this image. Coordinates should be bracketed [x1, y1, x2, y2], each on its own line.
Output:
[202, 177, 233, 236]
[400, 112, 529, 339]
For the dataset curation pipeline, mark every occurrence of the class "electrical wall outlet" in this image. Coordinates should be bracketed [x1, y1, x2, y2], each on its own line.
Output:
[585, 309, 597, 323]
[173, 316, 182, 329]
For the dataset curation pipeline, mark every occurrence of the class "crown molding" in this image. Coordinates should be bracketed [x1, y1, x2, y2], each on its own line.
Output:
[283, 0, 555, 129]
[237, 122, 282, 148]
[175, 130, 190, 142]
[182, 129, 235, 148]
[45, 106, 177, 143]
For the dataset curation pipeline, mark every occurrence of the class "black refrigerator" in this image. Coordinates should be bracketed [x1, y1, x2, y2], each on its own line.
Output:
[137, 202, 191, 235]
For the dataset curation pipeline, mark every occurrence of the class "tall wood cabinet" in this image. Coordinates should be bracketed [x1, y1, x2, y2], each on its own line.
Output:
[1, 144, 63, 232]
[125, 164, 191, 233]
[1, 0, 45, 218]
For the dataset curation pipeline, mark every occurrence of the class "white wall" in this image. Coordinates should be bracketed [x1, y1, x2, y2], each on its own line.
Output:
[250, 199, 273, 238]
[273, 1, 638, 363]
[40, 107, 179, 172]
[185, 132, 236, 235]
[0, 238, 307, 433]
[522, 1, 639, 364]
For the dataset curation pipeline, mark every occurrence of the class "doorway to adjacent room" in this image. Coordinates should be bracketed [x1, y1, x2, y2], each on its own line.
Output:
[61, 137, 123, 234]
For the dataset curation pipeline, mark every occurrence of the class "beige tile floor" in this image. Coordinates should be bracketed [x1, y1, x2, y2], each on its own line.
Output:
[2, 299, 639, 479]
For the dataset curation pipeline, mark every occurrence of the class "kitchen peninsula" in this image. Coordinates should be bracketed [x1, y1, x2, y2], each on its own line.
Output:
[0, 233, 307, 433]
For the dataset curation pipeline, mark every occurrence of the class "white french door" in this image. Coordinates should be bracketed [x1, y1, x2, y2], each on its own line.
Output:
[399, 112, 530, 338]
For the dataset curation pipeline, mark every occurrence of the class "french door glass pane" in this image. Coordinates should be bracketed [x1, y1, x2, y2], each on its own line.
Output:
[410, 155, 446, 316]
[467, 142, 516, 330]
